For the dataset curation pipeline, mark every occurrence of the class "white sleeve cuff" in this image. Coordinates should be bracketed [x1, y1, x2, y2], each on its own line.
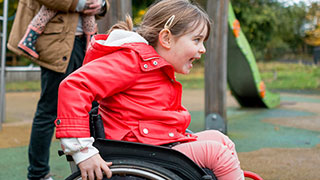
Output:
[60, 137, 99, 164]
[72, 145, 99, 164]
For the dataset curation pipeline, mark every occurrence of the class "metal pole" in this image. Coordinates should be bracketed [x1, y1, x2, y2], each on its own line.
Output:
[97, 0, 132, 33]
[205, 0, 229, 133]
[0, 0, 9, 129]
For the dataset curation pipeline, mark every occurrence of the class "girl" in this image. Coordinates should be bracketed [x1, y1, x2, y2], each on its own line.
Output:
[18, 1, 99, 59]
[55, 0, 244, 180]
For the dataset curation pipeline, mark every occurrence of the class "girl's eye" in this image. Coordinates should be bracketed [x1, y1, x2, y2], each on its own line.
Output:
[194, 38, 200, 43]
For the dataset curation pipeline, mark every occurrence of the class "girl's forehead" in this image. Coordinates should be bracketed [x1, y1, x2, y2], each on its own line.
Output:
[187, 21, 208, 36]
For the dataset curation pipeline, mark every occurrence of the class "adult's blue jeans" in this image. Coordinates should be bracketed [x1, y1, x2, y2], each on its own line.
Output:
[27, 36, 85, 180]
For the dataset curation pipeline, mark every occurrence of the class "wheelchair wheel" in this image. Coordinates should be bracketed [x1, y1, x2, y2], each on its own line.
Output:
[66, 159, 183, 180]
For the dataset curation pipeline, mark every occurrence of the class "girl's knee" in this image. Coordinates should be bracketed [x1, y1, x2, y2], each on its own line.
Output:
[205, 129, 226, 137]
[195, 130, 237, 155]
[196, 130, 231, 142]
[173, 140, 242, 179]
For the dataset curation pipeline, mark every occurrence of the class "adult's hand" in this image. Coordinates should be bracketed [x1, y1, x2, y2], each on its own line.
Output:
[83, 0, 102, 16]
[78, 153, 112, 180]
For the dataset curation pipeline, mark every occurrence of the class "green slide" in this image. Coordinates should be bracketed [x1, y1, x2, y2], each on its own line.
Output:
[227, 3, 280, 108]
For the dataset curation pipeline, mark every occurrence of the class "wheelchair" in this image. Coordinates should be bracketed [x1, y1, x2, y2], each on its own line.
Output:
[60, 107, 263, 180]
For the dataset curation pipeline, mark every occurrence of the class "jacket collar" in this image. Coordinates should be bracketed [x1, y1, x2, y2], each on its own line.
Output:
[88, 31, 176, 79]
[97, 29, 148, 46]
[94, 30, 163, 62]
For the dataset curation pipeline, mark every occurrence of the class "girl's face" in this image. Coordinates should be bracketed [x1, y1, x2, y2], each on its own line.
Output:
[165, 23, 207, 74]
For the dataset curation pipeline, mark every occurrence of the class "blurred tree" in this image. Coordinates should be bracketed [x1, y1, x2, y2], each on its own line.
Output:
[304, 2, 320, 46]
[2, 0, 313, 63]
[0, 0, 19, 38]
[277, 3, 307, 56]
[132, 0, 153, 25]
[0, 0, 22, 65]
[230, 0, 308, 61]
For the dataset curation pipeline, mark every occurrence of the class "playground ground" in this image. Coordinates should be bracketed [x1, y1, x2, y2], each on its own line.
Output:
[0, 90, 320, 180]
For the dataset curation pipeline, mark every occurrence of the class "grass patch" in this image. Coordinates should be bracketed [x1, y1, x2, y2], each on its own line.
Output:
[176, 65, 204, 89]
[177, 62, 320, 92]
[258, 62, 320, 91]
[6, 80, 40, 92]
[4, 62, 320, 92]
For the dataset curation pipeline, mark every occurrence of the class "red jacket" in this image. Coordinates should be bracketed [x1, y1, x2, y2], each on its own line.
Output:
[55, 33, 197, 145]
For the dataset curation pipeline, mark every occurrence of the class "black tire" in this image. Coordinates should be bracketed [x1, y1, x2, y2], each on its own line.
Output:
[65, 159, 183, 180]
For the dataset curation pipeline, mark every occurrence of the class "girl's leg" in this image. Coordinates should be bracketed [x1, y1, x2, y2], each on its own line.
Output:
[18, 6, 56, 58]
[195, 130, 240, 160]
[173, 130, 244, 180]
[81, 15, 96, 50]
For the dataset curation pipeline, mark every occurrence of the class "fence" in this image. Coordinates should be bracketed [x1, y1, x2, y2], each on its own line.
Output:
[0, 0, 8, 129]
[5, 65, 40, 82]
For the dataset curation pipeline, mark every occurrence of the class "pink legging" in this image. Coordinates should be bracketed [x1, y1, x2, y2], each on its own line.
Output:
[172, 130, 244, 180]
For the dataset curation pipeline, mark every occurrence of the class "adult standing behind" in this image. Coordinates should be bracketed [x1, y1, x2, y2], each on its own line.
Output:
[313, 46, 320, 65]
[7, 0, 109, 179]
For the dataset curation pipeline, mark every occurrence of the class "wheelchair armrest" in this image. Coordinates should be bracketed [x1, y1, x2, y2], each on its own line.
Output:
[58, 150, 64, 156]
[57, 150, 75, 162]
[89, 106, 106, 139]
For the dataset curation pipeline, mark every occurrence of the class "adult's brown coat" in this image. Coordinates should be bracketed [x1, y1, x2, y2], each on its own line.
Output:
[8, 0, 84, 73]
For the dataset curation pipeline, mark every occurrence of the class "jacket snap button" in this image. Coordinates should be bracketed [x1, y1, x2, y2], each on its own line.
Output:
[56, 119, 61, 125]
[153, 61, 158, 65]
[143, 128, 149, 134]
[62, 56, 67, 61]
[169, 132, 174, 137]
[143, 64, 148, 69]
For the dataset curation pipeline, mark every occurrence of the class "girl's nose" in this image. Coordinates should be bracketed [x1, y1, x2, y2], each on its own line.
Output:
[199, 44, 206, 54]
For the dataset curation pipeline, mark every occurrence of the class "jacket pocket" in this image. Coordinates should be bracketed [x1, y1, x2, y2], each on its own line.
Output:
[138, 121, 183, 140]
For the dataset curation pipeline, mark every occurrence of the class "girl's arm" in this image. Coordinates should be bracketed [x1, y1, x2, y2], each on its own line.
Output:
[56, 50, 140, 179]
[61, 138, 98, 164]
[61, 137, 112, 179]
[56, 51, 140, 138]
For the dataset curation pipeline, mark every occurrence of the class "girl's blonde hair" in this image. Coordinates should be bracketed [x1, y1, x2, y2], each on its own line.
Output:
[108, 0, 211, 47]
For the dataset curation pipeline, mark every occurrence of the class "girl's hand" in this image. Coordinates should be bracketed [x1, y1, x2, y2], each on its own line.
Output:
[78, 153, 112, 180]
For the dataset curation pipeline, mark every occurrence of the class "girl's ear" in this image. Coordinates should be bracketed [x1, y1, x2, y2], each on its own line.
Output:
[158, 29, 172, 49]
